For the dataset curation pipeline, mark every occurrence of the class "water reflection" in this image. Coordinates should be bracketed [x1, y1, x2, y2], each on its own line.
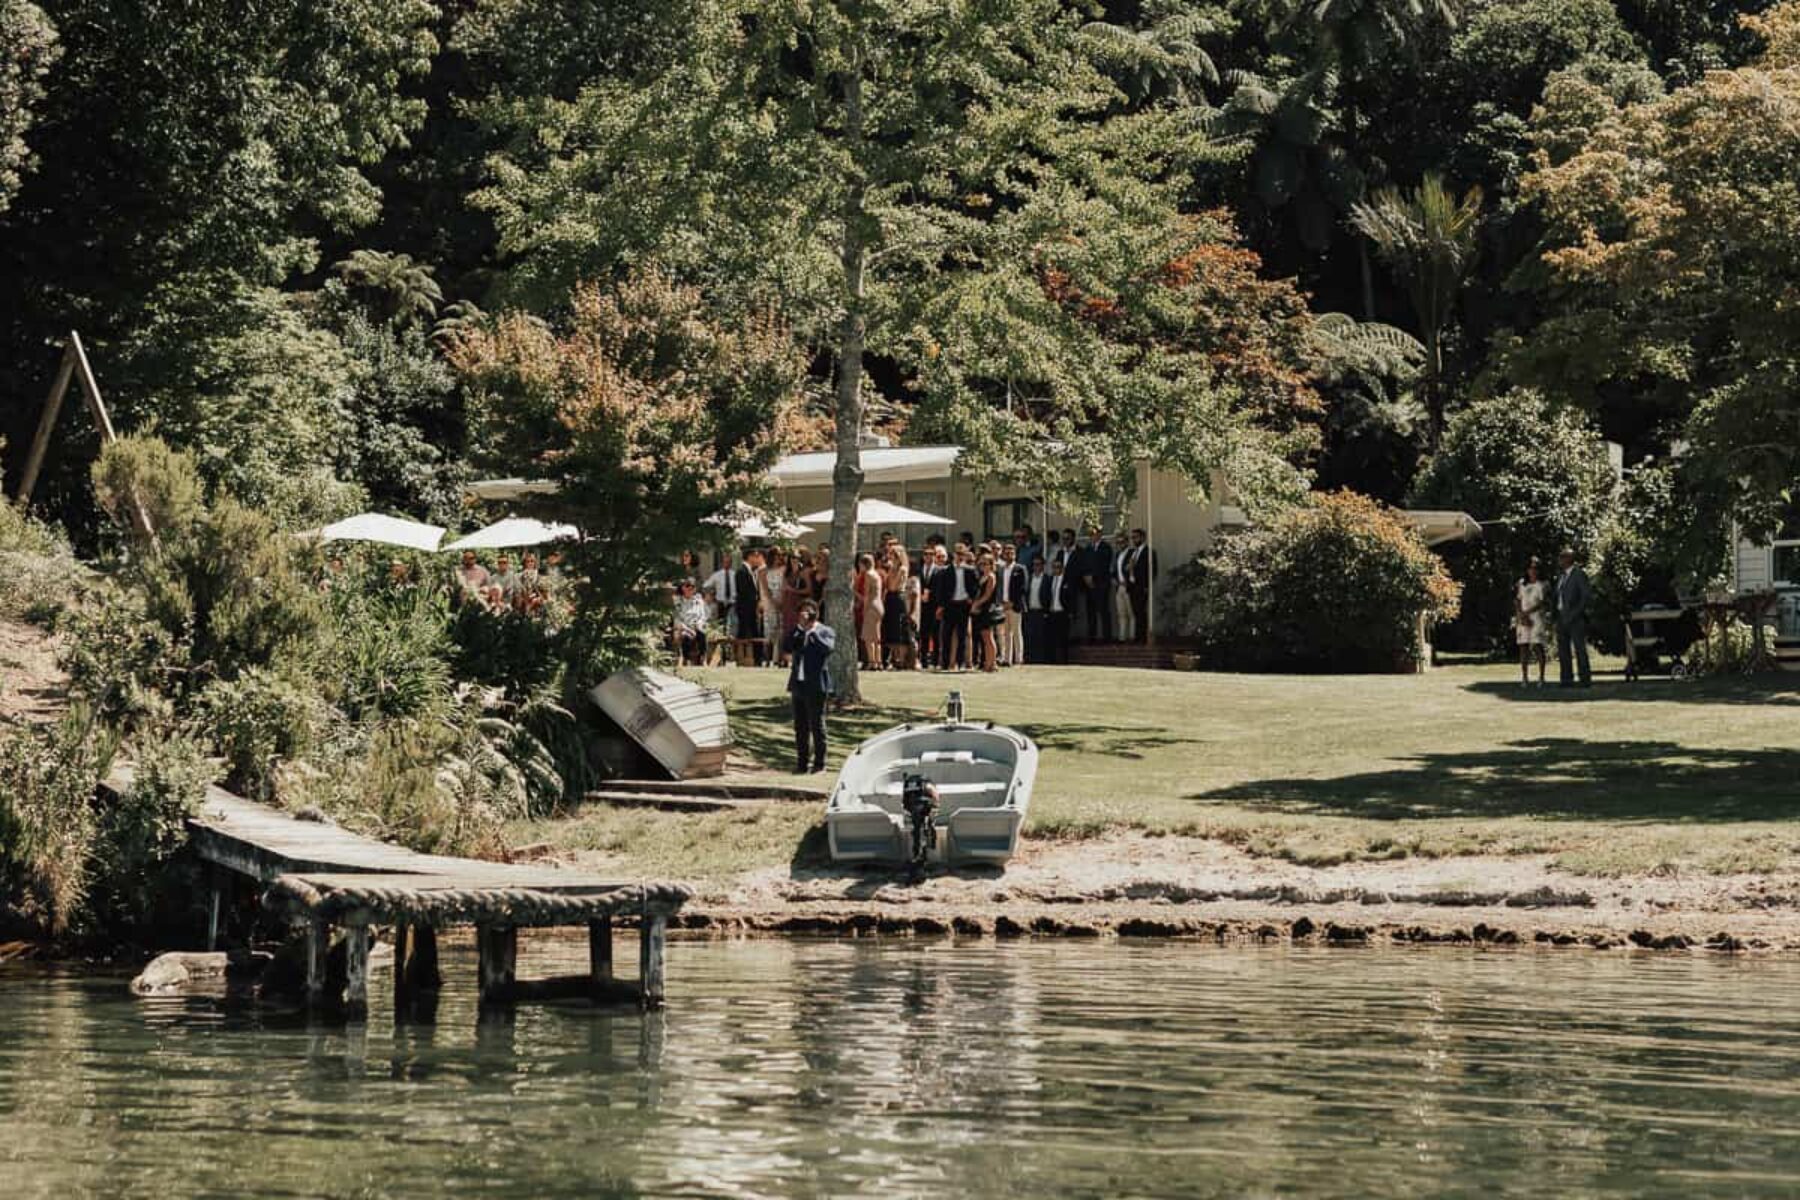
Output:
[3, 940, 1800, 1197]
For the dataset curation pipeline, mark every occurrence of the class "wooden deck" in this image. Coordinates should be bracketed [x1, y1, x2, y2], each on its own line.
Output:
[108, 771, 689, 1017]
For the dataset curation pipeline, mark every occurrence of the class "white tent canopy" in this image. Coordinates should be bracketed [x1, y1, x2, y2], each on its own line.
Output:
[443, 517, 579, 551]
[797, 498, 955, 527]
[1403, 510, 1483, 547]
[314, 513, 446, 553]
[705, 500, 812, 541]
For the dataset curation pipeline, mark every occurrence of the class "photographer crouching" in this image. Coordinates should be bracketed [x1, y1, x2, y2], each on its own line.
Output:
[785, 600, 835, 774]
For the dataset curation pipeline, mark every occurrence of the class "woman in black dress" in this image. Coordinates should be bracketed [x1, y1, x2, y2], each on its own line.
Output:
[973, 552, 1001, 673]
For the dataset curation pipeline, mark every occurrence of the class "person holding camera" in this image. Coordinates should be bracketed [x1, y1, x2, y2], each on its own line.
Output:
[785, 600, 836, 773]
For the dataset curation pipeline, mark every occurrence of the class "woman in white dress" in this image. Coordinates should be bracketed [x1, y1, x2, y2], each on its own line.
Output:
[1514, 556, 1549, 685]
[762, 547, 788, 665]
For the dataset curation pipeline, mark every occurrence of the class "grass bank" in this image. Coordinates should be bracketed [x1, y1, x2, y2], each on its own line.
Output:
[513, 660, 1800, 882]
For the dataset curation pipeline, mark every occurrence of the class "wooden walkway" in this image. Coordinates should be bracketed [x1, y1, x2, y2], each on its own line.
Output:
[109, 772, 689, 1017]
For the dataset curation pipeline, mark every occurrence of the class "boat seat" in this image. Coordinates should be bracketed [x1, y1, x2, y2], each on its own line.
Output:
[870, 780, 997, 798]
[920, 750, 975, 764]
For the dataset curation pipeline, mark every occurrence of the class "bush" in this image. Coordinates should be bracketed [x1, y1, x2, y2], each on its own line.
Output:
[87, 727, 218, 937]
[326, 584, 453, 722]
[58, 583, 187, 729]
[196, 668, 331, 800]
[0, 498, 86, 625]
[1176, 491, 1461, 672]
[0, 710, 117, 938]
[1409, 389, 1617, 651]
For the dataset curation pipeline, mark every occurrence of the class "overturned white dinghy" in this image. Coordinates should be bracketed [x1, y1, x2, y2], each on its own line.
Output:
[591, 667, 731, 779]
[826, 709, 1038, 866]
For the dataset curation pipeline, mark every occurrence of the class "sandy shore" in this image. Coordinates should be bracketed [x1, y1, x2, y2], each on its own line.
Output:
[614, 833, 1800, 951]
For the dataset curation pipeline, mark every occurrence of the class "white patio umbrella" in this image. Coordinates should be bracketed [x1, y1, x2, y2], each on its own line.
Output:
[313, 512, 446, 553]
[442, 516, 579, 551]
[706, 501, 813, 541]
[796, 498, 954, 527]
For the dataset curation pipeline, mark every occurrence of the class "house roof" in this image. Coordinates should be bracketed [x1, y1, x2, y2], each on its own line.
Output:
[769, 445, 963, 488]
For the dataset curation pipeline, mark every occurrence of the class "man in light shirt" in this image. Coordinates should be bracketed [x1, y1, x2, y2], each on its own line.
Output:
[997, 543, 1027, 666]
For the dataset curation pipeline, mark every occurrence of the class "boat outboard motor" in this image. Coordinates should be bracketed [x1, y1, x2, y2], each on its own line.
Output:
[901, 772, 939, 877]
[945, 690, 965, 723]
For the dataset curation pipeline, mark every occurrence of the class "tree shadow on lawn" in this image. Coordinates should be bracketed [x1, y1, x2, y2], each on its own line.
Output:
[733, 695, 1201, 769]
[1190, 737, 1800, 823]
[1463, 675, 1800, 707]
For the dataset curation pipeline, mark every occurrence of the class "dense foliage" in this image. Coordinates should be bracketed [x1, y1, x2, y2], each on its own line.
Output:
[1177, 491, 1461, 672]
[1409, 390, 1618, 649]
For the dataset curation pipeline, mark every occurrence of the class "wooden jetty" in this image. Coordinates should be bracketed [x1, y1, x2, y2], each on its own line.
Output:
[109, 772, 689, 1018]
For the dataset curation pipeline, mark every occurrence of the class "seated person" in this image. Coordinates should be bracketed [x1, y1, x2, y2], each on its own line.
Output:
[489, 554, 522, 605]
[671, 578, 710, 664]
[455, 550, 490, 602]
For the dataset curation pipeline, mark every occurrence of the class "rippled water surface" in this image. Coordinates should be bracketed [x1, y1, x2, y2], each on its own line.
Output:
[3, 938, 1799, 1197]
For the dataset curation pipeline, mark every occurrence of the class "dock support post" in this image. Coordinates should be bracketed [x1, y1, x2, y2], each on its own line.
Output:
[205, 866, 222, 952]
[638, 905, 666, 1011]
[477, 925, 517, 1005]
[342, 926, 371, 1019]
[589, 916, 613, 999]
[304, 919, 329, 1009]
[393, 924, 441, 1023]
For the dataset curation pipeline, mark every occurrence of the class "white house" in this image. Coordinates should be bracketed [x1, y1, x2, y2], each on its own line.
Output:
[767, 444, 1246, 635]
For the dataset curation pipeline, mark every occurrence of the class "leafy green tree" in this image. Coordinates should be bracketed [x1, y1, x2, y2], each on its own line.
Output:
[0, 0, 57, 214]
[449, 269, 803, 686]
[1350, 172, 1483, 447]
[1409, 389, 1617, 649]
[333, 250, 445, 327]
[0, 0, 435, 511]
[474, 0, 1259, 700]
[1510, 4, 1800, 533]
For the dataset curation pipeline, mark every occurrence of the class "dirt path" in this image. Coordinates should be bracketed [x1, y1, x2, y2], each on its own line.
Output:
[577, 831, 1800, 950]
[0, 617, 65, 726]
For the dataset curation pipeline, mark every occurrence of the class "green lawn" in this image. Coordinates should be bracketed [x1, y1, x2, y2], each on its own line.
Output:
[516, 661, 1800, 880]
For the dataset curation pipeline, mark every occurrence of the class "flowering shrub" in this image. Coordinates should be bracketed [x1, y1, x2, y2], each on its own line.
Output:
[1176, 491, 1461, 672]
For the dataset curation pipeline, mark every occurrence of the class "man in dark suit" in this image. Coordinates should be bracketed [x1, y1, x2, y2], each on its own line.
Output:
[918, 542, 944, 667]
[734, 550, 764, 664]
[1023, 558, 1049, 663]
[1073, 525, 1113, 641]
[785, 600, 835, 772]
[1031, 557, 1073, 664]
[930, 545, 977, 671]
[1554, 546, 1593, 688]
[1117, 528, 1156, 644]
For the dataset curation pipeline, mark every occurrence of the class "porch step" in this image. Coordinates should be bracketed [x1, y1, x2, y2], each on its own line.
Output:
[1066, 642, 1184, 670]
[598, 778, 826, 802]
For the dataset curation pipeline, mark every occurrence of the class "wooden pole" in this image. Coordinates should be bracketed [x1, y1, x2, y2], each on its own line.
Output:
[205, 866, 222, 952]
[1143, 459, 1157, 647]
[638, 905, 667, 1011]
[342, 926, 372, 1019]
[304, 920, 329, 1010]
[589, 916, 613, 995]
[392, 922, 412, 1016]
[17, 343, 76, 502]
[477, 925, 517, 1005]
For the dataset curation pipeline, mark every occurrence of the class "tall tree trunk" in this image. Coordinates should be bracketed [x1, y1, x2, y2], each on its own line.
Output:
[1424, 327, 1443, 453]
[1359, 241, 1376, 321]
[825, 63, 867, 705]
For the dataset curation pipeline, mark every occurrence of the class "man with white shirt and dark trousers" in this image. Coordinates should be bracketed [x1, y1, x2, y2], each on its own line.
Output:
[1115, 528, 1156, 644]
[930, 545, 977, 671]
[996, 543, 1027, 666]
[1028, 556, 1073, 664]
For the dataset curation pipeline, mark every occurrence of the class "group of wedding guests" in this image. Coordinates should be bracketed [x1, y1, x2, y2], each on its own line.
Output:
[318, 547, 566, 618]
[668, 522, 1158, 671]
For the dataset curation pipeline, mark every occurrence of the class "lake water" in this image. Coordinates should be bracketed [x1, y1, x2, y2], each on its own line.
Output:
[3, 938, 1798, 1198]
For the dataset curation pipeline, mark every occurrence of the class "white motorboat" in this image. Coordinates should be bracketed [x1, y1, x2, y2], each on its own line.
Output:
[825, 702, 1038, 867]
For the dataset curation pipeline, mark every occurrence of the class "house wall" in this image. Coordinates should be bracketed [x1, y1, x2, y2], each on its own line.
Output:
[1736, 537, 1771, 593]
[771, 466, 1229, 634]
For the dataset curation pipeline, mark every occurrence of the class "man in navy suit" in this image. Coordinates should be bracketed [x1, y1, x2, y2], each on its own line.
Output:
[785, 600, 835, 773]
[930, 545, 977, 671]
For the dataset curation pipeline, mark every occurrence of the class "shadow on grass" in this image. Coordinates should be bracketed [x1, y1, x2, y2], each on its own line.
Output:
[1190, 737, 1800, 823]
[732, 695, 1202, 769]
[1463, 675, 1800, 706]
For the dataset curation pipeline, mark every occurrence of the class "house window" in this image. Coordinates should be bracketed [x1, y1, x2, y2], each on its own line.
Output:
[902, 490, 948, 551]
[984, 498, 1035, 543]
[1774, 543, 1800, 588]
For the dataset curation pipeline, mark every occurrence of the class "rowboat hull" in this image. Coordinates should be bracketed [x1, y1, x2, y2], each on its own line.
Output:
[826, 721, 1037, 866]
